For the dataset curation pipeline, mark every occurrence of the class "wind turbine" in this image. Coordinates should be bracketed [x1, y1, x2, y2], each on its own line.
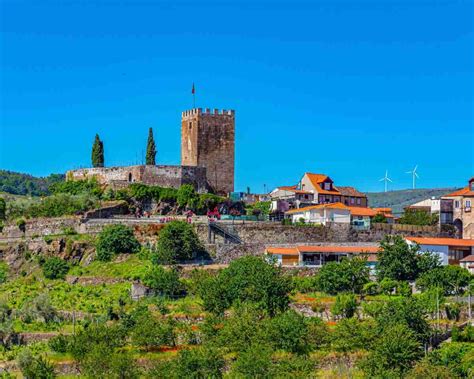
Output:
[406, 165, 419, 189]
[379, 170, 393, 192]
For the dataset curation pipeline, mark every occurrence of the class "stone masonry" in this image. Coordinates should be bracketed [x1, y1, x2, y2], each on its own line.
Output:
[181, 108, 235, 195]
[67, 164, 208, 192]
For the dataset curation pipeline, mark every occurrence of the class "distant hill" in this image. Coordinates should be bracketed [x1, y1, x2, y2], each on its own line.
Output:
[0, 170, 64, 196]
[366, 188, 459, 215]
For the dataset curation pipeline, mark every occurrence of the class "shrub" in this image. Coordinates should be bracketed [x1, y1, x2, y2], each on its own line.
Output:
[316, 257, 370, 295]
[360, 323, 423, 377]
[263, 310, 310, 354]
[331, 293, 357, 319]
[174, 347, 224, 378]
[16, 218, 26, 233]
[42, 257, 69, 280]
[131, 312, 176, 349]
[199, 256, 292, 316]
[50, 178, 102, 197]
[177, 184, 198, 208]
[142, 266, 184, 297]
[416, 265, 471, 296]
[0, 262, 8, 284]
[0, 197, 5, 220]
[17, 349, 56, 378]
[363, 281, 379, 296]
[154, 221, 204, 264]
[48, 334, 71, 353]
[96, 224, 140, 261]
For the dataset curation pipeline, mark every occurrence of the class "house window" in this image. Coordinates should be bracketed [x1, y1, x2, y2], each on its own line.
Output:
[324, 183, 331, 190]
[467, 200, 472, 208]
[357, 198, 361, 205]
[350, 197, 355, 204]
[128, 173, 132, 182]
[304, 195, 308, 199]
[455, 200, 460, 208]
[189, 122, 192, 130]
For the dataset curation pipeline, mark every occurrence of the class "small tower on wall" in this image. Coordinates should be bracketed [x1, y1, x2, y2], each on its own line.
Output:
[181, 108, 235, 195]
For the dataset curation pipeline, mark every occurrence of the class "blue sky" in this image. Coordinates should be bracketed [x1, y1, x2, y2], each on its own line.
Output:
[1, 0, 473, 193]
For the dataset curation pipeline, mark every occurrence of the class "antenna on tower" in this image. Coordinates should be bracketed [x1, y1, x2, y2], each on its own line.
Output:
[406, 165, 419, 189]
[379, 170, 393, 193]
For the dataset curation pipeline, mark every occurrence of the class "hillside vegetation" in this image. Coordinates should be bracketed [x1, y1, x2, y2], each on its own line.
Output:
[0, 170, 64, 196]
[367, 188, 458, 215]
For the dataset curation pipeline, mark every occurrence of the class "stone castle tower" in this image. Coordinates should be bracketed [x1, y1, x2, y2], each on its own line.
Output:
[181, 108, 235, 195]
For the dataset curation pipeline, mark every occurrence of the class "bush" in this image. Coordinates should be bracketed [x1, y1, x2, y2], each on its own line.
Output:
[316, 257, 370, 295]
[263, 310, 310, 354]
[49, 334, 71, 353]
[142, 266, 184, 297]
[199, 256, 292, 316]
[17, 349, 56, 378]
[50, 178, 102, 197]
[16, 218, 26, 233]
[0, 262, 8, 284]
[174, 347, 224, 378]
[96, 224, 140, 261]
[363, 281, 379, 296]
[331, 293, 357, 319]
[154, 221, 204, 264]
[360, 323, 423, 377]
[131, 311, 176, 349]
[42, 257, 69, 280]
[0, 197, 5, 220]
[416, 265, 471, 296]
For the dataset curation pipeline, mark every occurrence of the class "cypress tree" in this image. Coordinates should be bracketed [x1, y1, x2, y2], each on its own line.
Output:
[146, 127, 156, 165]
[91, 134, 104, 168]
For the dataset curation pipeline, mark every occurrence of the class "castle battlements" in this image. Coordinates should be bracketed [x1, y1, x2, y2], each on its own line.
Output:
[182, 108, 235, 118]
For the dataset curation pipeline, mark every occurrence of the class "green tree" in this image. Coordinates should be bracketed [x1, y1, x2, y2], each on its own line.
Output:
[199, 256, 291, 316]
[91, 134, 104, 168]
[42, 257, 69, 280]
[361, 323, 423, 377]
[131, 312, 176, 349]
[96, 224, 140, 261]
[331, 318, 376, 353]
[378, 235, 420, 281]
[316, 257, 370, 295]
[231, 344, 273, 378]
[0, 197, 5, 220]
[177, 184, 198, 208]
[146, 127, 156, 165]
[264, 310, 310, 354]
[154, 221, 204, 264]
[399, 209, 438, 226]
[372, 213, 387, 223]
[143, 266, 184, 297]
[331, 293, 358, 319]
[17, 349, 56, 379]
[174, 347, 225, 378]
[416, 265, 471, 296]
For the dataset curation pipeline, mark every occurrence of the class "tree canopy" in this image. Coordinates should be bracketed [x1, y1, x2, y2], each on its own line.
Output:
[91, 134, 104, 168]
[146, 127, 156, 165]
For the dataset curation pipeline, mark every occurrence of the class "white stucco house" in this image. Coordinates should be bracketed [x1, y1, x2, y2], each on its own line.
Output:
[405, 237, 474, 266]
[285, 202, 351, 225]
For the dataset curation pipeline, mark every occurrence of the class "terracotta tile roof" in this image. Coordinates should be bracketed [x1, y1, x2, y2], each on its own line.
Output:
[406, 237, 474, 247]
[336, 186, 366, 198]
[266, 245, 379, 255]
[374, 207, 393, 213]
[266, 247, 299, 255]
[297, 245, 380, 253]
[443, 187, 474, 197]
[346, 206, 378, 217]
[460, 255, 474, 262]
[285, 202, 348, 214]
[305, 173, 341, 195]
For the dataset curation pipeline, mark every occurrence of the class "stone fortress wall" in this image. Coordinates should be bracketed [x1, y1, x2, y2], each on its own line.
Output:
[67, 164, 208, 192]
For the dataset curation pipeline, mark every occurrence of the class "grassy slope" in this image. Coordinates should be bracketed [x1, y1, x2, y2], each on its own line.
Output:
[366, 188, 458, 215]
